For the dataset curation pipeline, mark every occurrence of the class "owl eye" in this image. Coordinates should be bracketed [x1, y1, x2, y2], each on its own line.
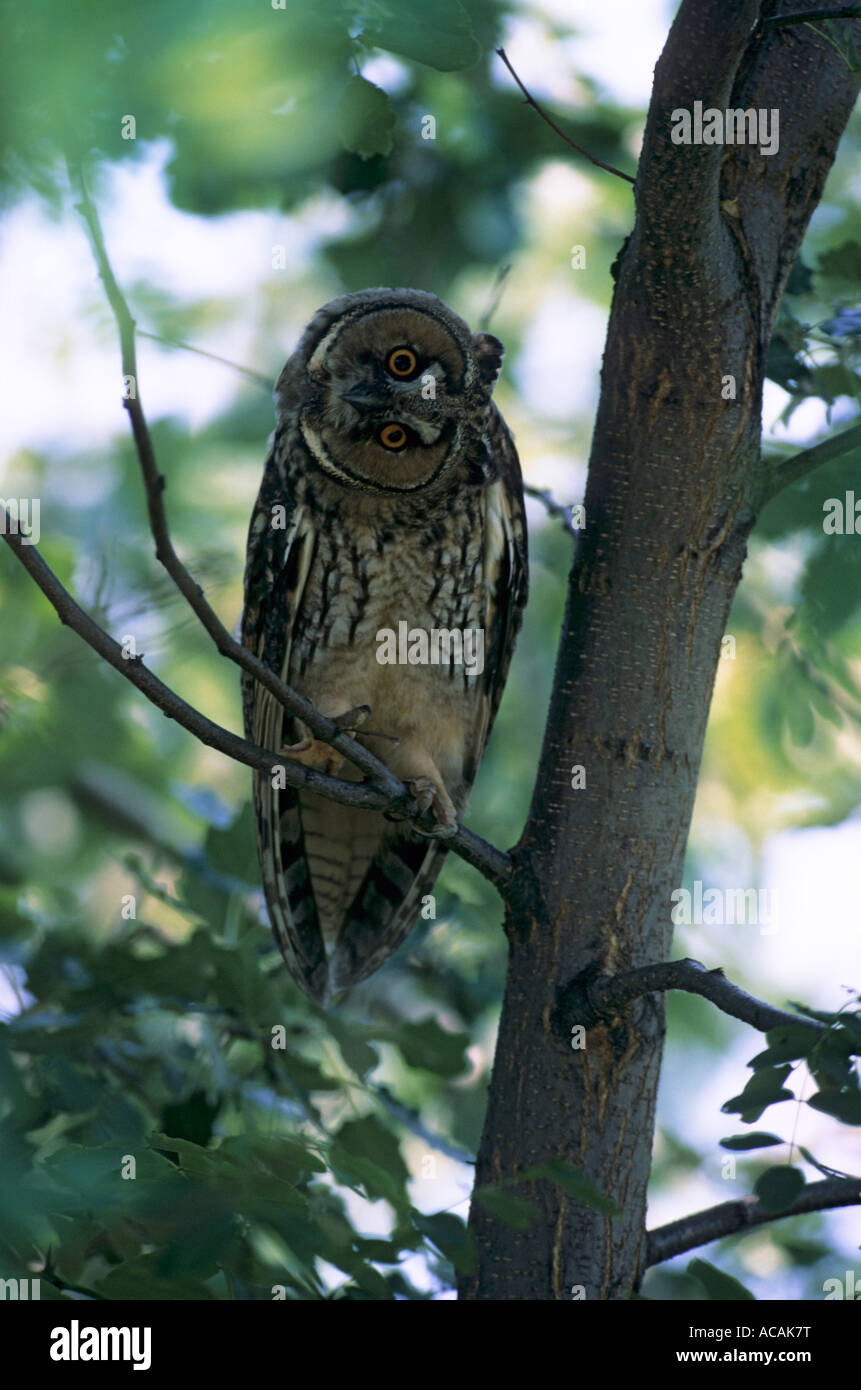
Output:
[377, 422, 410, 451]
[386, 346, 420, 379]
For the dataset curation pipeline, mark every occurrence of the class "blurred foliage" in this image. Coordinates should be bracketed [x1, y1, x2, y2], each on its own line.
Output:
[1, 0, 860, 1299]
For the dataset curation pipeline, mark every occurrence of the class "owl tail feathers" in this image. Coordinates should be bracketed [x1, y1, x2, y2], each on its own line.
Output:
[255, 784, 330, 1004]
[256, 777, 448, 1001]
[326, 838, 449, 996]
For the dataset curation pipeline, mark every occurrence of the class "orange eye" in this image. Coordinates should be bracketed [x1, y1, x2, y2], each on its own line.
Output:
[378, 423, 408, 451]
[386, 346, 419, 378]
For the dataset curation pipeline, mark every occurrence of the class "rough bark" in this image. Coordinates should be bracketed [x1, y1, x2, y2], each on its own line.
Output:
[461, 0, 861, 1300]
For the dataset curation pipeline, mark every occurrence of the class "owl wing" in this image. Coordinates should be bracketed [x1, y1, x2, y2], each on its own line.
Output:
[473, 405, 529, 763]
[328, 406, 528, 994]
[241, 432, 330, 1001]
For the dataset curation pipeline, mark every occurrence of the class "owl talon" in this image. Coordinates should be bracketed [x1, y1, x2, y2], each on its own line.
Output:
[282, 706, 372, 776]
[331, 704, 371, 732]
[407, 777, 458, 839]
[282, 737, 343, 777]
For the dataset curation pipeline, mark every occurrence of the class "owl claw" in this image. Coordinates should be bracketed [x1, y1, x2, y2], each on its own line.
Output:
[283, 706, 372, 776]
[282, 737, 343, 777]
[331, 704, 371, 732]
[407, 778, 458, 839]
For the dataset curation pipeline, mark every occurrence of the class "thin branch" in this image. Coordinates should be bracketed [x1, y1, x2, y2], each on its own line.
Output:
[1, 519, 512, 889]
[564, 957, 826, 1041]
[137, 330, 272, 390]
[479, 263, 511, 332]
[69, 159, 404, 800]
[646, 1176, 861, 1266]
[763, 419, 861, 501]
[759, 7, 861, 31]
[495, 48, 635, 186]
[523, 483, 582, 540]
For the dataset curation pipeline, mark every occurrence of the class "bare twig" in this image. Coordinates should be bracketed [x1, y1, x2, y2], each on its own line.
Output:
[495, 49, 635, 186]
[646, 1176, 861, 1266]
[137, 330, 272, 389]
[2, 517, 512, 889]
[479, 264, 511, 332]
[523, 483, 582, 540]
[563, 957, 826, 1041]
[763, 419, 861, 501]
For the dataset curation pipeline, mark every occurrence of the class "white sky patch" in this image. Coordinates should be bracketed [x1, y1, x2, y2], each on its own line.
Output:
[0, 141, 360, 471]
[515, 290, 607, 419]
[500, 0, 674, 107]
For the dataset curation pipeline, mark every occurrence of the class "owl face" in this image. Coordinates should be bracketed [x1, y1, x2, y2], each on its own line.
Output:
[275, 289, 504, 494]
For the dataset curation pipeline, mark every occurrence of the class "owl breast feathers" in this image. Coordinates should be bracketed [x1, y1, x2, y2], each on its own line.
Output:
[241, 288, 528, 1002]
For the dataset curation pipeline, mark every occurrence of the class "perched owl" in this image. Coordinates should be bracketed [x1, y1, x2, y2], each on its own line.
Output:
[241, 288, 527, 1002]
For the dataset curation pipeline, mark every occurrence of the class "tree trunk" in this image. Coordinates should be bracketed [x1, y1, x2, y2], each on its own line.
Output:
[461, 0, 861, 1300]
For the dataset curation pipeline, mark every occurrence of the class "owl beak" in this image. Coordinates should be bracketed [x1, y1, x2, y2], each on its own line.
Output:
[340, 383, 393, 412]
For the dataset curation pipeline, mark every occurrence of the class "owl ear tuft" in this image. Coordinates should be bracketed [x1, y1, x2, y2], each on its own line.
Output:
[473, 332, 505, 388]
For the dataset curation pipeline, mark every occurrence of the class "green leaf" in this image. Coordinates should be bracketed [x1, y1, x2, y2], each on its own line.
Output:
[386, 1017, 470, 1078]
[810, 1026, 856, 1088]
[413, 1210, 476, 1274]
[754, 1165, 805, 1212]
[721, 1065, 795, 1122]
[813, 362, 861, 405]
[750, 1024, 820, 1068]
[788, 1002, 842, 1026]
[337, 77, 396, 159]
[841, 1013, 861, 1050]
[147, 1132, 215, 1177]
[359, 0, 481, 71]
[330, 1116, 410, 1208]
[201, 802, 259, 884]
[217, 1133, 327, 1181]
[520, 1158, 621, 1216]
[327, 1016, 379, 1080]
[688, 1258, 755, 1301]
[785, 257, 814, 295]
[719, 1132, 784, 1151]
[474, 1186, 538, 1231]
[784, 689, 815, 747]
[96, 1255, 217, 1300]
[818, 240, 861, 283]
[807, 1088, 861, 1125]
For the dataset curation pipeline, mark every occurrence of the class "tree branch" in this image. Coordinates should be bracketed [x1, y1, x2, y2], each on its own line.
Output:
[136, 329, 272, 389]
[763, 419, 861, 501]
[562, 957, 825, 1041]
[639, 0, 761, 234]
[2, 519, 512, 890]
[495, 49, 635, 185]
[646, 1176, 861, 1266]
[523, 483, 581, 540]
[69, 159, 402, 799]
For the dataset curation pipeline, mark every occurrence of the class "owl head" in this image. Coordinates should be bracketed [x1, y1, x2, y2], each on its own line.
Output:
[275, 288, 506, 494]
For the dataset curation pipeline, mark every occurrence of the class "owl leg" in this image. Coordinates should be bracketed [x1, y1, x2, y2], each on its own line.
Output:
[385, 738, 458, 838]
[283, 705, 371, 776]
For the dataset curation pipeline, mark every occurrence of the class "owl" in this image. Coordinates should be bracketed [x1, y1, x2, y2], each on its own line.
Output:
[241, 288, 527, 1002]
